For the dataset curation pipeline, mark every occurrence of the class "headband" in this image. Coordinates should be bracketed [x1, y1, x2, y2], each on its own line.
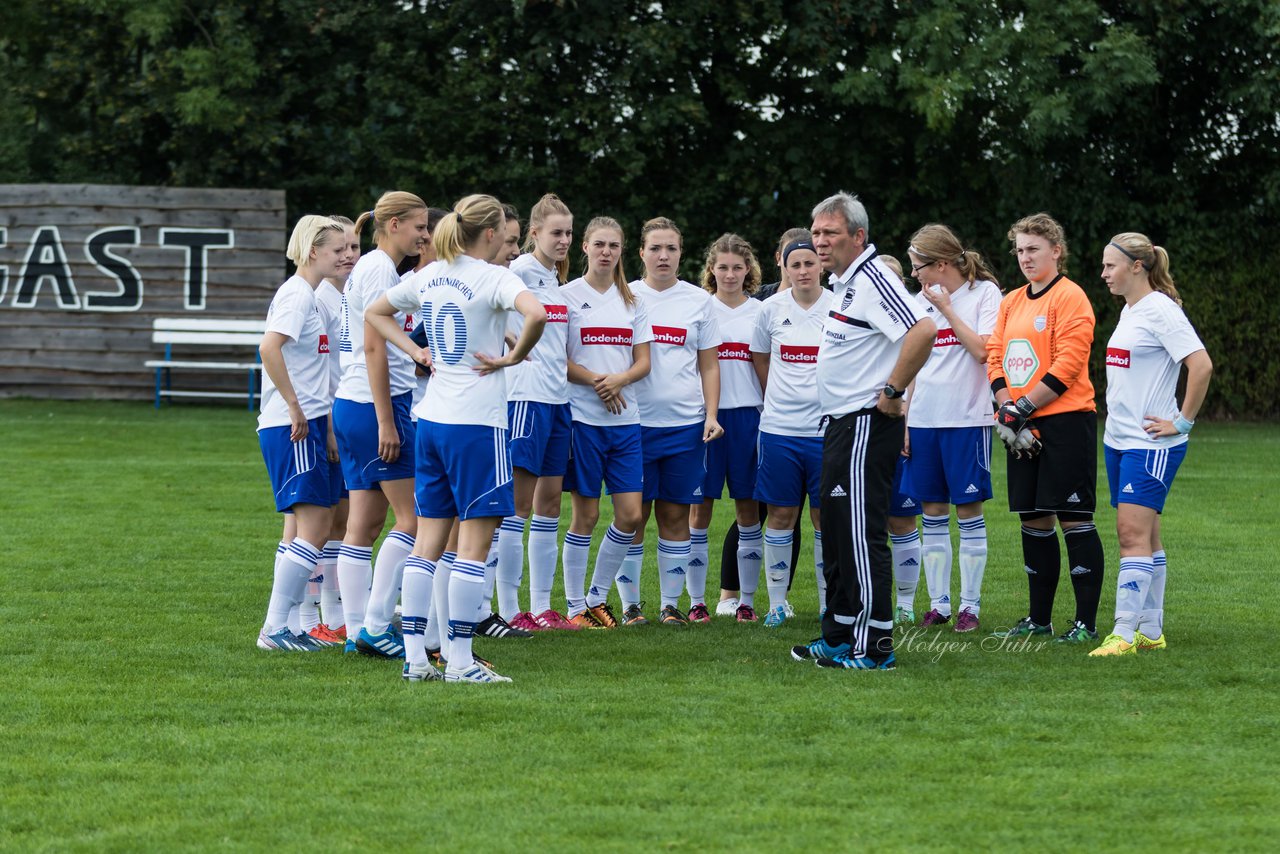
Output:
[782, 240, 817, 267]
[1109, 241, 1149, 269]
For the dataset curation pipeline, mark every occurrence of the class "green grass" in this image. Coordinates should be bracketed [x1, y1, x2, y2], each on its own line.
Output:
[1, 400, 1277, 851]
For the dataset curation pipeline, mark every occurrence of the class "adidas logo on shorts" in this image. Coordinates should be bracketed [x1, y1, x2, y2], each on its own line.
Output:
[1122, 483, 1134, 493]
[1067, 492, 1080, 503]
[829, 484, 847, 497]
[965, 484, 978, 494]
[1071, 565, 1091, 576]
[903, 498, 916, 507]
[693, 486, 702, 496]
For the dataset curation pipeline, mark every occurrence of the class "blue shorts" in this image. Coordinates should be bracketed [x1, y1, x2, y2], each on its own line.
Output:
[754, 431, 823, 507]
[508, 401, 572, 477]
[333, 392, 415, 490]
[1105, 443, 1187, 513]
[259, 417, 331, 513]
[566, 422, 643, 498]
[328, 459, 348, 506]
[414, 420, 514, 520]
[642, 423, 707, 504]
[889, 454, 921, 516]
[907, 425, 993, 506]
[705, 406, 760, 501]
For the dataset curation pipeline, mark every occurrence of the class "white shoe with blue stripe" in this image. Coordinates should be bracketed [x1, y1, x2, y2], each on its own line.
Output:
[257, 628, 312, 651]
[444, 662, 512, 684]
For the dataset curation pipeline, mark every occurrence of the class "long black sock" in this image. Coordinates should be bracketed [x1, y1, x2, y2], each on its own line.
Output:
[720, 525, 739, 591]
[1065, 523, 1105, 631]
[1021, 525, 1060, 626]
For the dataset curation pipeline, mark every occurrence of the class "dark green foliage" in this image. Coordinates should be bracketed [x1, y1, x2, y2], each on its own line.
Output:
[2, 0, 1276, 413]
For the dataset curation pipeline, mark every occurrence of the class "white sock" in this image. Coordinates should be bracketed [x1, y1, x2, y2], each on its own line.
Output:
[587, 525, 633, 608]
[401, 555, 435, 666]
[265, 539, 320, 634]
[616, 545, 644, 609]
[921, 513, 952, 616]
[336, 544, 372, 638]
[562, 532, 591, 617]
[1139, 551, 1167, 639]
[527, 515, 559, 615]
[300, 562, 323, 632]
[763, 528, 793, 611]
[891, 528, 921, 611]
[737, 523, 763, 608]
[957, 515, 986, 615]
[813, 530, 827, 613]
[319, 540, 342, 629]
[497, 515, 527, 619]
[1115, 556, 1155, 643]
[657, 538, 691, 609]
[432, 551, 456, 661]
[687, 527, 709, 607]
[479, 530, 499, 621]
[366, 530, 413, 635]
[447, 559, 486, 670]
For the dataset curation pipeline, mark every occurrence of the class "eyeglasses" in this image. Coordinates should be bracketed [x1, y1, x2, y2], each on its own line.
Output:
[910, 261, 934, 276]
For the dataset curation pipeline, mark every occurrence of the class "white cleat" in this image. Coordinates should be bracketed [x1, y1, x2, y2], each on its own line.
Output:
[444, 663, 512, 684]
[715, 598, 739, 617]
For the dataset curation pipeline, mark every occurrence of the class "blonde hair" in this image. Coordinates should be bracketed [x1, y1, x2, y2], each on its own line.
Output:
[876, 254, 904, 280]
[524, 193, 574, 284]
[581, 216, 635, 308]
[433, 194, 505, 263]
[701, 233, 762, 295]
[1008, 212, 1069, 274]
[909, 223, 1000, 288]
[1109, 232, 1181, 306]
[775, 227, 811, 289]
[640, 216, 682, 249]
[353, 191, 427, 242]
[286, 215, 344, 266]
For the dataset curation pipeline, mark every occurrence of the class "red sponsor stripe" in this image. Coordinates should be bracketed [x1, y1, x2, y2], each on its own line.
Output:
[934, 329, 961, 347]
[402, 313, 415, 332]
[545, 304, 568, 323]
[318, 334, 330, 354]
[1106, 347, 1131, 368]
[652, 325, 688, 345]
[581, 326, 633, 346]
[779, 344, 819, 364]
[718, 341, 752, 362]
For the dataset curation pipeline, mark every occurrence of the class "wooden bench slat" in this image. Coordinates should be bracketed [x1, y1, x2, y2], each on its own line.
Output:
[158, 390, 255, 400]
[153, 318, 266, 333]
[153, 331, 264, 346]
[145, 360, 261, 370]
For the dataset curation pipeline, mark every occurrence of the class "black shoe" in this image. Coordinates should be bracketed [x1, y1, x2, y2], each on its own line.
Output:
[475, 613, 533, 639]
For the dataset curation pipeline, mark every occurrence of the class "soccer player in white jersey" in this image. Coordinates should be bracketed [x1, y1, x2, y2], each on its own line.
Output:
[692, 234, 765, 622]
[1090, 233, 1212, 657]
[619, 217, 723, 627]
[490, 203, 522, 267]
[560, 216, 652, 629]
[901, 225, 1002, 633]
[255, 216, 349, 650]
[751, 240, 834, 628]
[332, 191, 429, 659]
[366, 194, 546, 683]
[497, 194, 578, 632]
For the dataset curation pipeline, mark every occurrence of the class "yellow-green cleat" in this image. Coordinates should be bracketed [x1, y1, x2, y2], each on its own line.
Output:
[1135, 630, 1167, 651]
[1089, 633, 1137, 657]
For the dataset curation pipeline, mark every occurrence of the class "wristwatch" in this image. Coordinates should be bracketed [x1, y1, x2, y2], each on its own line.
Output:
[882, 383, 905, 400]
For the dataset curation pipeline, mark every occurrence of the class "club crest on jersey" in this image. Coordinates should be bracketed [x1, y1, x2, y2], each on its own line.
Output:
[1033, 315, 1047, 332]
[652, 326, 687, 346]
[841, 288, 854, 311]
[545, 304, 569, 323]
[318, 334, 330, 354]
[581, 327, 632, 346]
[718, 341, 752, 362]
[1106, 347, 1131, 368]
[779, 345, 819, 364]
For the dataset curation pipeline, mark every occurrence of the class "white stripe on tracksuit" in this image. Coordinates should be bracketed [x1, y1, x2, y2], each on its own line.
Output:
[847, 413, 873, 657]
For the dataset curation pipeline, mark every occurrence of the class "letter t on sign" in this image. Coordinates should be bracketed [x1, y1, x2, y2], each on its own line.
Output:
[159, 228, 234, 310]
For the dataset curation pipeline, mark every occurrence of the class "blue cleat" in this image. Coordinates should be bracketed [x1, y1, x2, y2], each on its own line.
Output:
[791, 637, 851, 662]
[355, 627, 406, 659]
[816, 651, 896, 670]
[256, 628, 313, 651]
[763, 605, 787, 628]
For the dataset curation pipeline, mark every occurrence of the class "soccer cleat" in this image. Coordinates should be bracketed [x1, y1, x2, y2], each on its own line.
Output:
[791, 637, 851, 662]
[816, 651, 896, 670]
[444, 663, 512, 684]
[1135, 630, 1167, 651]
[534, 609, 581, 631]
[659, 605, 689, 626]
[687, 603, 711, 624]
[735, 603, 758, 623]
[508, 612, 542, 632]
[621, 604, 649, 626]
[991, 617, 1053, 639]
[475, 613, 534, 639]
[344, 638, 357, 654]
[894, 606, 916, 626]
[402, 660, 444, 681]
[307, 624, 344, 647]
[323, 623, 347, 641]
[953, 610, 980, 633]
[569, 611, 604, 630]
[1088, 633, 1137, 657]
[1056, 621, 1100, 644]
[257, 628, 312, 651]
[921, 609, 951, 628]
[428, 648, 495, 670]
[290, 632, 326, 651]
[782, 600, 796, 618]
[762, 605, 787, 628]
[586, 602, 621, 629]
[355, 627, 406, 659]
[715, 598, 739, 616]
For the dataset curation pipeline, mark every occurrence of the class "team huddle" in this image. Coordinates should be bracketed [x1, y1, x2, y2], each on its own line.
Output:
[252, 189, 1213, 681]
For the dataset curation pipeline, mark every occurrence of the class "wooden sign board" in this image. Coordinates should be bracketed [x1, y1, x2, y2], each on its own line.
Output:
[0, 184, 285, 401]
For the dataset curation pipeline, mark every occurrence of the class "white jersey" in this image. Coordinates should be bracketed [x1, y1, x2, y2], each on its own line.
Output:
[907, 280, 1001, 428]
[1104, 291, 1204, 450]
[336, 249, 418, 402]
[563, 278, 653, 426]
[385, 256, 527, 429]
[506, 253, 569, 404]
[630, 280, 722, 428]
[314, 280, 344, 398]
[258, 275, 330, 430]
[753, 288, 834, 436]
[712, 297, 764, 410]
[400, 269, 431, 420]
[817, 244, 925, 416]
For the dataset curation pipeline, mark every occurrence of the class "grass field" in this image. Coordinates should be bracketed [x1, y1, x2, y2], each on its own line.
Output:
[1, 400, 1277, 851]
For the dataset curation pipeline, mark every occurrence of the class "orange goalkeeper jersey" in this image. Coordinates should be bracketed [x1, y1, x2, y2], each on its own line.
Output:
[986, 274, 1097, 416]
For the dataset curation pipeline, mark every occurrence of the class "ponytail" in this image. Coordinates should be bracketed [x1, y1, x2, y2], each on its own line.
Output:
[434, 194, 505, 264]
[1110, 232, 1182, 306]
[909, 223, 1000, 288]
[354, 190, 427, 244]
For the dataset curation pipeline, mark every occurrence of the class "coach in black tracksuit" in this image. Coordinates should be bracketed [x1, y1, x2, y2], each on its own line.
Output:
[805, 192, 935, 669]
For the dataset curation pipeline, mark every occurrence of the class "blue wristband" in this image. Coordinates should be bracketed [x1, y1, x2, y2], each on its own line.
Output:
[1173, 414, 1194, 434]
